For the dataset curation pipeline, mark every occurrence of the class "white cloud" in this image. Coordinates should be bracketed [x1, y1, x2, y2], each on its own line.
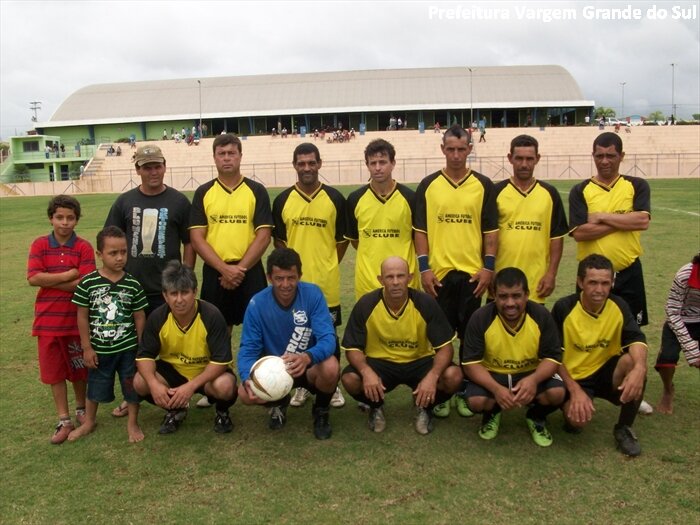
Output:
[1, 0, 698, 139]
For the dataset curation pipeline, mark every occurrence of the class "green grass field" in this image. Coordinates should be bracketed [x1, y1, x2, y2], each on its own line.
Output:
[1, 179, 698, 524]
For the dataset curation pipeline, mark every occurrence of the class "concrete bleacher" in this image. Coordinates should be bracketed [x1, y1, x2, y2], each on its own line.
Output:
[40, 125, 700, 196]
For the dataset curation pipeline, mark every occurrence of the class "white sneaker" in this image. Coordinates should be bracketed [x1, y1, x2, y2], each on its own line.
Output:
[196, 395, 212, 408]
[415, 407, 434, 435]
[289, 387, 311, 407]
[330, 387, 346, 408]
[638, 400, 654, 415]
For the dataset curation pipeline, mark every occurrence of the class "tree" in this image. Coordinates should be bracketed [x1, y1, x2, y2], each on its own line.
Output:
[692, 113, 700, 121]
[594, 107, 616, 119]
[647, 110, 665, 123]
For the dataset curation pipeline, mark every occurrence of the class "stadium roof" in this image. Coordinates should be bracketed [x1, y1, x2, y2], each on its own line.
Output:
[44, 66, 593, 127]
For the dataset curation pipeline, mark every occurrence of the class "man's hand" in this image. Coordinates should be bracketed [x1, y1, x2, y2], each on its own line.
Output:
[83, 347, 98, 369]
[282, 352, 311, 378]
[470, 269, 493, 298]
[361, 368, 386, 403]
[64, 268, 80, 282]
[219, 265, 246, 290]
[420, 270, 441, 298]
[493, 385, 517, 410]
[511, 375, 538, 406]
[166, 382, 196, 409]
[618, 365, 646, 403]
[536, 272, 556, 299]
[566, 387, 595, 424]
[413, 372, 438, 408]
[243, 380, 262, 403]
[148, 381, 172, 409]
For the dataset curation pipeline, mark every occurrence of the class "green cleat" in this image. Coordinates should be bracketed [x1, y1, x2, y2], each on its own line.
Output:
[454, 395, 475, 418]
[478, 412, 501, 440]
[526, 417, 553, 447]
[432, 399, 451, 418]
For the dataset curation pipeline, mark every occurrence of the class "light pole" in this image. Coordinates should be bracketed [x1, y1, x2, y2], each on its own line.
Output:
[30, 101, 42, 123]
[197, 80, 202, 133]
[670, 63, 676, 122]
[467, 67, 474, 126]
[620, 82, 626, 120]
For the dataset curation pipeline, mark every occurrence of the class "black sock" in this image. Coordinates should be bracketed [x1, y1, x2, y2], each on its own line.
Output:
[314, 391, 332, 409]
[617, 399, 641, 427]
[482, 405, 502, 423]
[526, 402, 560, 422]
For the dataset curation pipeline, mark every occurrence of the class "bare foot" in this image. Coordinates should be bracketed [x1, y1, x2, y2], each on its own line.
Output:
[128, 423, 145, 443]
[656, 392, 674, 414]
[67, 421, 96, 441]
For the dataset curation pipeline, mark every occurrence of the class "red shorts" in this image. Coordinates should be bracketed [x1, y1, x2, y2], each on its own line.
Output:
[37, 336, 87, 384]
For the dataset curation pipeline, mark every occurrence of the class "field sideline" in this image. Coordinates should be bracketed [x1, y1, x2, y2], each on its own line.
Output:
[0, 178, 698, 524]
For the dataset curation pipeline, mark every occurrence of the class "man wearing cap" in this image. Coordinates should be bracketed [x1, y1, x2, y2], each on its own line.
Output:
[105, 144, 195, 315]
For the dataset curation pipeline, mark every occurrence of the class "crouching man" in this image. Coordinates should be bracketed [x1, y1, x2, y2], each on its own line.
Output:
[341, 256, 463, 435]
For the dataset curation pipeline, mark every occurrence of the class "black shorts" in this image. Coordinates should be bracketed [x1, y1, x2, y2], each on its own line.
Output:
[155, 360, 235, 396]
[328, 305, 342, 328]
[655, 322, 700, 368]
[464, 370, 564, 399]
[570, 355, 622, 405]
[613, 258, 648, 326]
[343, 356, 446, 393]
[201, 261, 267, 326]
[436, 270, 482, 340]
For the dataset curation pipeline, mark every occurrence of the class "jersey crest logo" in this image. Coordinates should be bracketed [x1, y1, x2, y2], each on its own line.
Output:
[293, 309, 308, 326]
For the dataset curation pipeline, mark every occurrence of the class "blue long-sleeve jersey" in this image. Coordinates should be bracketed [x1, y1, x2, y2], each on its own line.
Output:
[238, 281, 336, 381]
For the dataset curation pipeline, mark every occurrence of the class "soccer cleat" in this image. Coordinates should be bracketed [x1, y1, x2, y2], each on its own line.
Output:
[312, 405, 332, 440]
[196, 395, 212, 408]
[526, 417, 553, 447]
[159, 409, 187, 435]
[75, 408, 87, 426]
[478, 412, 501, 440]
[614, 424, 642, 457]
[268, 405, 287, 430]
[50, 419, 74, 445]
[415, 407, 434, 435]
[368, 406, 386, 433]
[213, 410, 233, 434]
[638, 400, 653, 415]
[455, 395, 475, 418]
[289, 387, 311, 407]
[432, 399, 450, 418]
[330, 387, 346, 408]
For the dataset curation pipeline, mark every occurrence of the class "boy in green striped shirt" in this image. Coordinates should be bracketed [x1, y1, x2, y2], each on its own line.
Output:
[69, 226, 148, 442]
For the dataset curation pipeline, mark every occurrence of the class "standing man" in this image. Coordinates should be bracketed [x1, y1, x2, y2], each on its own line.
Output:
[569, 132, 650, 326]
[461, 268, 564, 447]
[341, 257, 462, 435]
[414, 124, 498, 417]
[105, 144, 195, 416]
[105, 145, 194, 315]
[494, 135, 568, 303]
[189, 134, 272, 333]
[552, 254, 648, 457]
[272, 142, 347, 409]
[237, 248, 339, 440]
[346, 139, 420, 301]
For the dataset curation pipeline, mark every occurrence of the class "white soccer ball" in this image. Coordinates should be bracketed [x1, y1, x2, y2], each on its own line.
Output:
[248, 355, 294, 402]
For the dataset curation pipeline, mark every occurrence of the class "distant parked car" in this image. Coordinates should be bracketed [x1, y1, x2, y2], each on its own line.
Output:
[606, 118, 623, 126]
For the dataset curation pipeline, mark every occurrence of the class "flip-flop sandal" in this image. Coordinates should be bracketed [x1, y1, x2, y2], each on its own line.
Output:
[111, 402, 129, 417]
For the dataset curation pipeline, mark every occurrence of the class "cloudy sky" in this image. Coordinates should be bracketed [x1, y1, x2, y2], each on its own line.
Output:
[1, 0, 698, 139]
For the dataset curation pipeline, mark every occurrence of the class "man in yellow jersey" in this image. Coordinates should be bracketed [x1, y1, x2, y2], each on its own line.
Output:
[189, 134, 272, 332]
[135, 261, 237, 435]
[272, 142, 348, 409]
[494, 135, 568, 303]
[569, 132, 650, 326]
[346, 139, 420, 301]
[341, 257, 462, 434]
[414, 124, 498, 418]
[462, 267, 564, 447]
[552, 254, 648, 456]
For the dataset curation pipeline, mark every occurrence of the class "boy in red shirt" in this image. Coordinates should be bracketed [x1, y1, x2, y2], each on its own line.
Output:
[27, 195, 96, 444]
